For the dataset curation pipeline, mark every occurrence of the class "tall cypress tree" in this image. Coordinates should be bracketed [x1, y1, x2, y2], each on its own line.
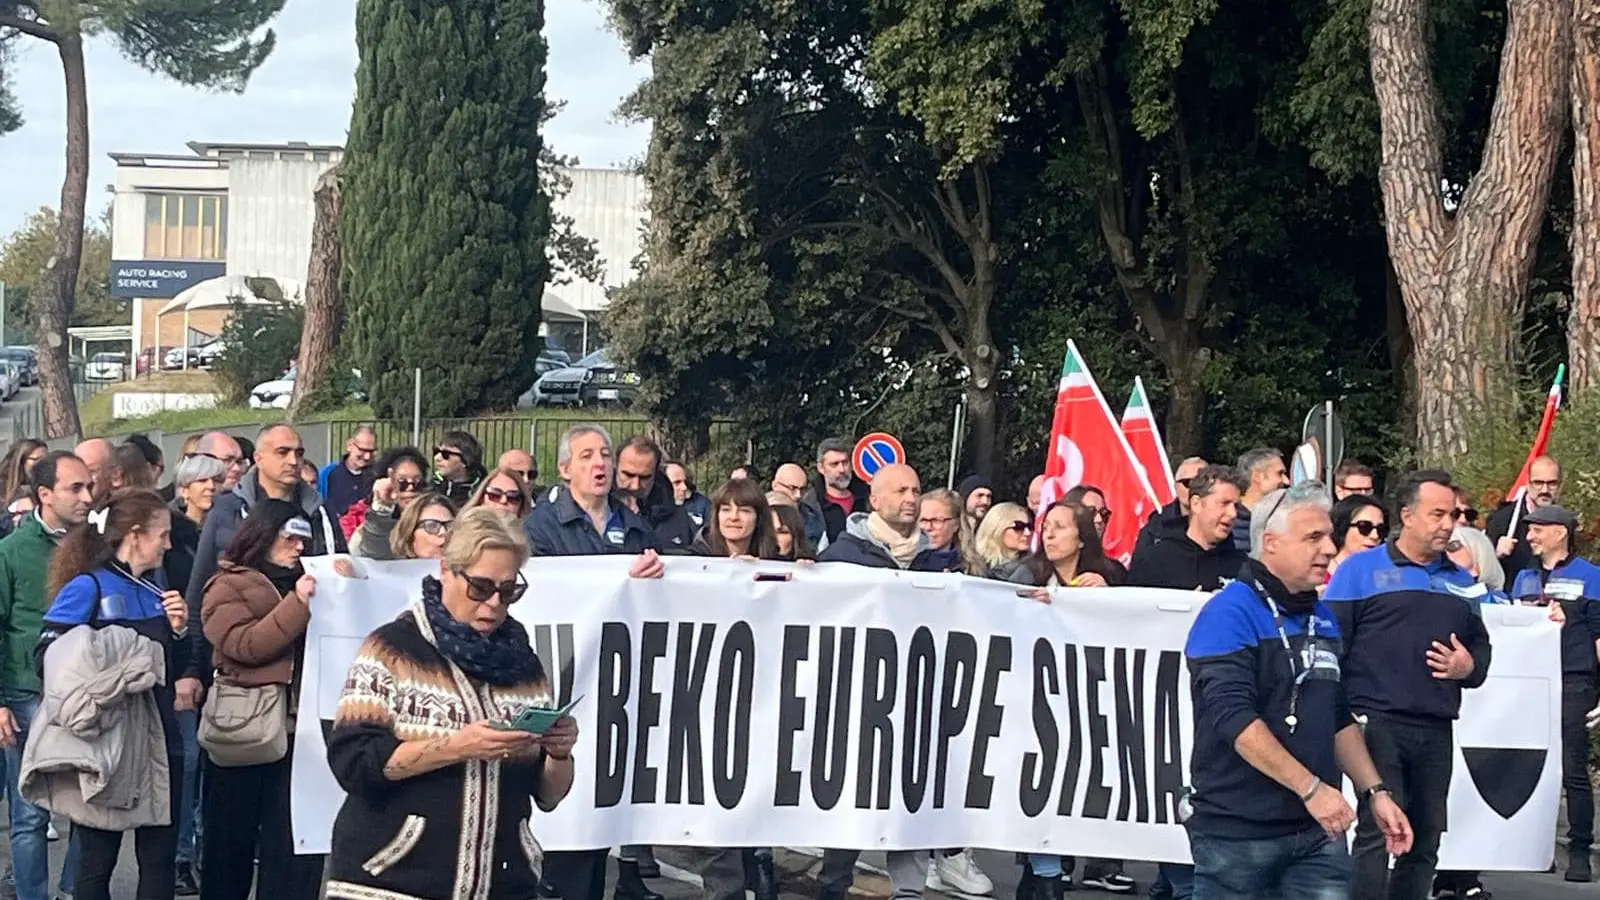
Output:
[342, 0, 550, 417]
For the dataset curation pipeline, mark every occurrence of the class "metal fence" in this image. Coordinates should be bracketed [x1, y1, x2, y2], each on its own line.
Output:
[327, 415, 744, 481]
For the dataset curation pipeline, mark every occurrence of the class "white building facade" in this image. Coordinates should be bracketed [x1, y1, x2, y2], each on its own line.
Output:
[108, 140, 646, 365]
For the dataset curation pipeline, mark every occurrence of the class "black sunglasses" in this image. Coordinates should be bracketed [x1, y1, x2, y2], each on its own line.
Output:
[1006, 520, 1033, 533]
[485, 487, 524, 505]
[453, 569, 528, 605]
[1351, 520, 1390, 540]
[393, 477, 425, 492]
[435, 447, 462, 460]
[1453, 507, 1478, 524]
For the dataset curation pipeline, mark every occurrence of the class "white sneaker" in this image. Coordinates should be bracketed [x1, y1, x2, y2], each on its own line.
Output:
[926, 850, 995, 896]
[45, 823, 58, 841]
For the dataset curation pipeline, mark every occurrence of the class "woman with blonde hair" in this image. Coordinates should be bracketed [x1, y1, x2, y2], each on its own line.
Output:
[969, 501, 1033, 579]
[918, 488, 968, 573]
[324, 507, 574, 900]
[466, 466, 532, 520]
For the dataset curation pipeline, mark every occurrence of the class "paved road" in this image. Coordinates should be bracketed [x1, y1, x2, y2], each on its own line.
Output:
[3, 830, 1597, 898]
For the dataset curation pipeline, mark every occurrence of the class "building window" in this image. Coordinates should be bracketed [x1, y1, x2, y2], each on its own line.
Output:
[143, 193, 227, 260]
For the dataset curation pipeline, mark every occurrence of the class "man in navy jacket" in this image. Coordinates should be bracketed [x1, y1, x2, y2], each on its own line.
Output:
[1186, 484, 1411, 898]
[1324, 470, 1492, 900]
[815, 463, 943, 900]
[1510, 504, 1600, 881]
[520, 423, 665, 900]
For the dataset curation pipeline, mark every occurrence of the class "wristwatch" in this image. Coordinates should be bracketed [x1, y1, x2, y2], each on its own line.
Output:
[1362, 782, 1393, 801]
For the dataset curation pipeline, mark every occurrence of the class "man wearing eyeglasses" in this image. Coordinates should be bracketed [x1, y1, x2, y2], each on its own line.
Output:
[1324, 469, 1492, 900]
[180, 424, 349, 715]
[194, 431, 247, 491]
[1334, 460, 1376, 501]
[1185, 484, 1412, 898]
[320, 427, 378, 520]
[1486, 454, 1562, 584]
[772, 463, 823, 549]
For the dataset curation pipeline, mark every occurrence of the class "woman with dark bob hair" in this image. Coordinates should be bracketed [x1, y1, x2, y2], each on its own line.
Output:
[687, 478, 783, 900]
[324, 507, 576, 900]
[198, 498, 326, 900]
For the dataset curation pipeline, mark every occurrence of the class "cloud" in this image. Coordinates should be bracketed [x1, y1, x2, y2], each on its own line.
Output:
[0, 0, 648, 236]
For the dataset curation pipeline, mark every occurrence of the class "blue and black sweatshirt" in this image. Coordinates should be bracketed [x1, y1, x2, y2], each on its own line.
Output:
[1509, 555, 1600, 677]
[36, 564, 185, 760]
[1185, 560, 1353, 839]
[1323, 542, 1491, 725]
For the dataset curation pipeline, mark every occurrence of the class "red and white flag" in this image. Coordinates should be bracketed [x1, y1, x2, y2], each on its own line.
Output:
[1037, 341, 1160, 563]
[1120, 376, 1176, 508]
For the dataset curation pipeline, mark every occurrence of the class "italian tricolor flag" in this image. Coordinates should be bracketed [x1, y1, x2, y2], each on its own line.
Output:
[1120, 376, 1176, 508]
[1038, 341, 1160, 563]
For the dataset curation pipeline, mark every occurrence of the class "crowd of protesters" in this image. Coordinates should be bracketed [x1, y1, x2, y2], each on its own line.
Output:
[0, 419, 1586, 900]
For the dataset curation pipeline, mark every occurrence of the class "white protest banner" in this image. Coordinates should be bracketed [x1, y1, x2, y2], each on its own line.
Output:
[289, 556, 1560, 871]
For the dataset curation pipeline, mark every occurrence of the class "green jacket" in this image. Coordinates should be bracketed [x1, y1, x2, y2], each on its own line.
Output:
[0, 515, 57, 695]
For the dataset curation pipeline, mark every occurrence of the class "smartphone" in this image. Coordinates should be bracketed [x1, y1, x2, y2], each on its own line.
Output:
[492, 695, 585, 735]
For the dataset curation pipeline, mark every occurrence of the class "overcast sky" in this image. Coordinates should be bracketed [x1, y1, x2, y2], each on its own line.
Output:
[0, 0, 650, 237]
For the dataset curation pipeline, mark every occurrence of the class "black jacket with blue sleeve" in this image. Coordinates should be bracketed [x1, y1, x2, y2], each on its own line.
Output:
[1509, 555, 1600, 676]
[1185, 560, 1353, 839]
[1322, 542, 1491, 725]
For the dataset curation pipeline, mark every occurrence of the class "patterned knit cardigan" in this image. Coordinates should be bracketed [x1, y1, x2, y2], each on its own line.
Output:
[324, 599, 555, 900]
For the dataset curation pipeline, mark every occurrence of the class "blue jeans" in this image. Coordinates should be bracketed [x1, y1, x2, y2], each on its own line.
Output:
[176, 710, 203, 865]
[5, 691, 77, 900]
[1190, 828, 1351, 900]
[1151, 864, 1194, 899]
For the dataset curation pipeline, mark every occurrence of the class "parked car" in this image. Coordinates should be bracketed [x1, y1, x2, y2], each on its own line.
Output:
[85, 352, 127, 382]
[0, 363, 17, 401]
[531, 349, 641, 408]
[196, 340, 228, 367]
[249, 366, 366, 410]
[162, 345, 205, 370]
[516, 352, 577, 408]
[577, 350, 641, 408]
[0, 347, 38, 386]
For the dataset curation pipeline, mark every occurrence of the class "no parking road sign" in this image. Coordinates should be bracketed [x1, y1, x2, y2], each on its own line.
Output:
[852, 432, 905, 482]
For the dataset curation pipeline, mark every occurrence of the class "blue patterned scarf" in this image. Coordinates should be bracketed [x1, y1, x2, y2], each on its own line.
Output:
[420, 575, 541, 686]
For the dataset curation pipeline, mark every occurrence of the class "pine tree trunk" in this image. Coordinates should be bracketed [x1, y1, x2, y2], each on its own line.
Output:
[1570, 0, 1600, 398]
[36, 32, 88, 440]
[1384, 261, 1419, 446]
[292, 165, 345, 417]
[1370, 0, 1570, 461]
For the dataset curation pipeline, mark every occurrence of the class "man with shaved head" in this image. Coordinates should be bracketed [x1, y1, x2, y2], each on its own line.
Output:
[319, 426, 378, 519]
[73, 438, 113, 502]
[180, 423, 348, 716]
[773, 461, 825, 549]
[499, 448, 536, 485]
[814, 462, 942, 900]
[194, 430, 245, 491]
[1488, 453, 1563, 583]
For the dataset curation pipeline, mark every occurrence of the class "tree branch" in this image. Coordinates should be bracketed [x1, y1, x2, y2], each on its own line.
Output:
[1170, 86, 1213, 322]
[973, 163, 992, 246]
[0, 12, 60, 43]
